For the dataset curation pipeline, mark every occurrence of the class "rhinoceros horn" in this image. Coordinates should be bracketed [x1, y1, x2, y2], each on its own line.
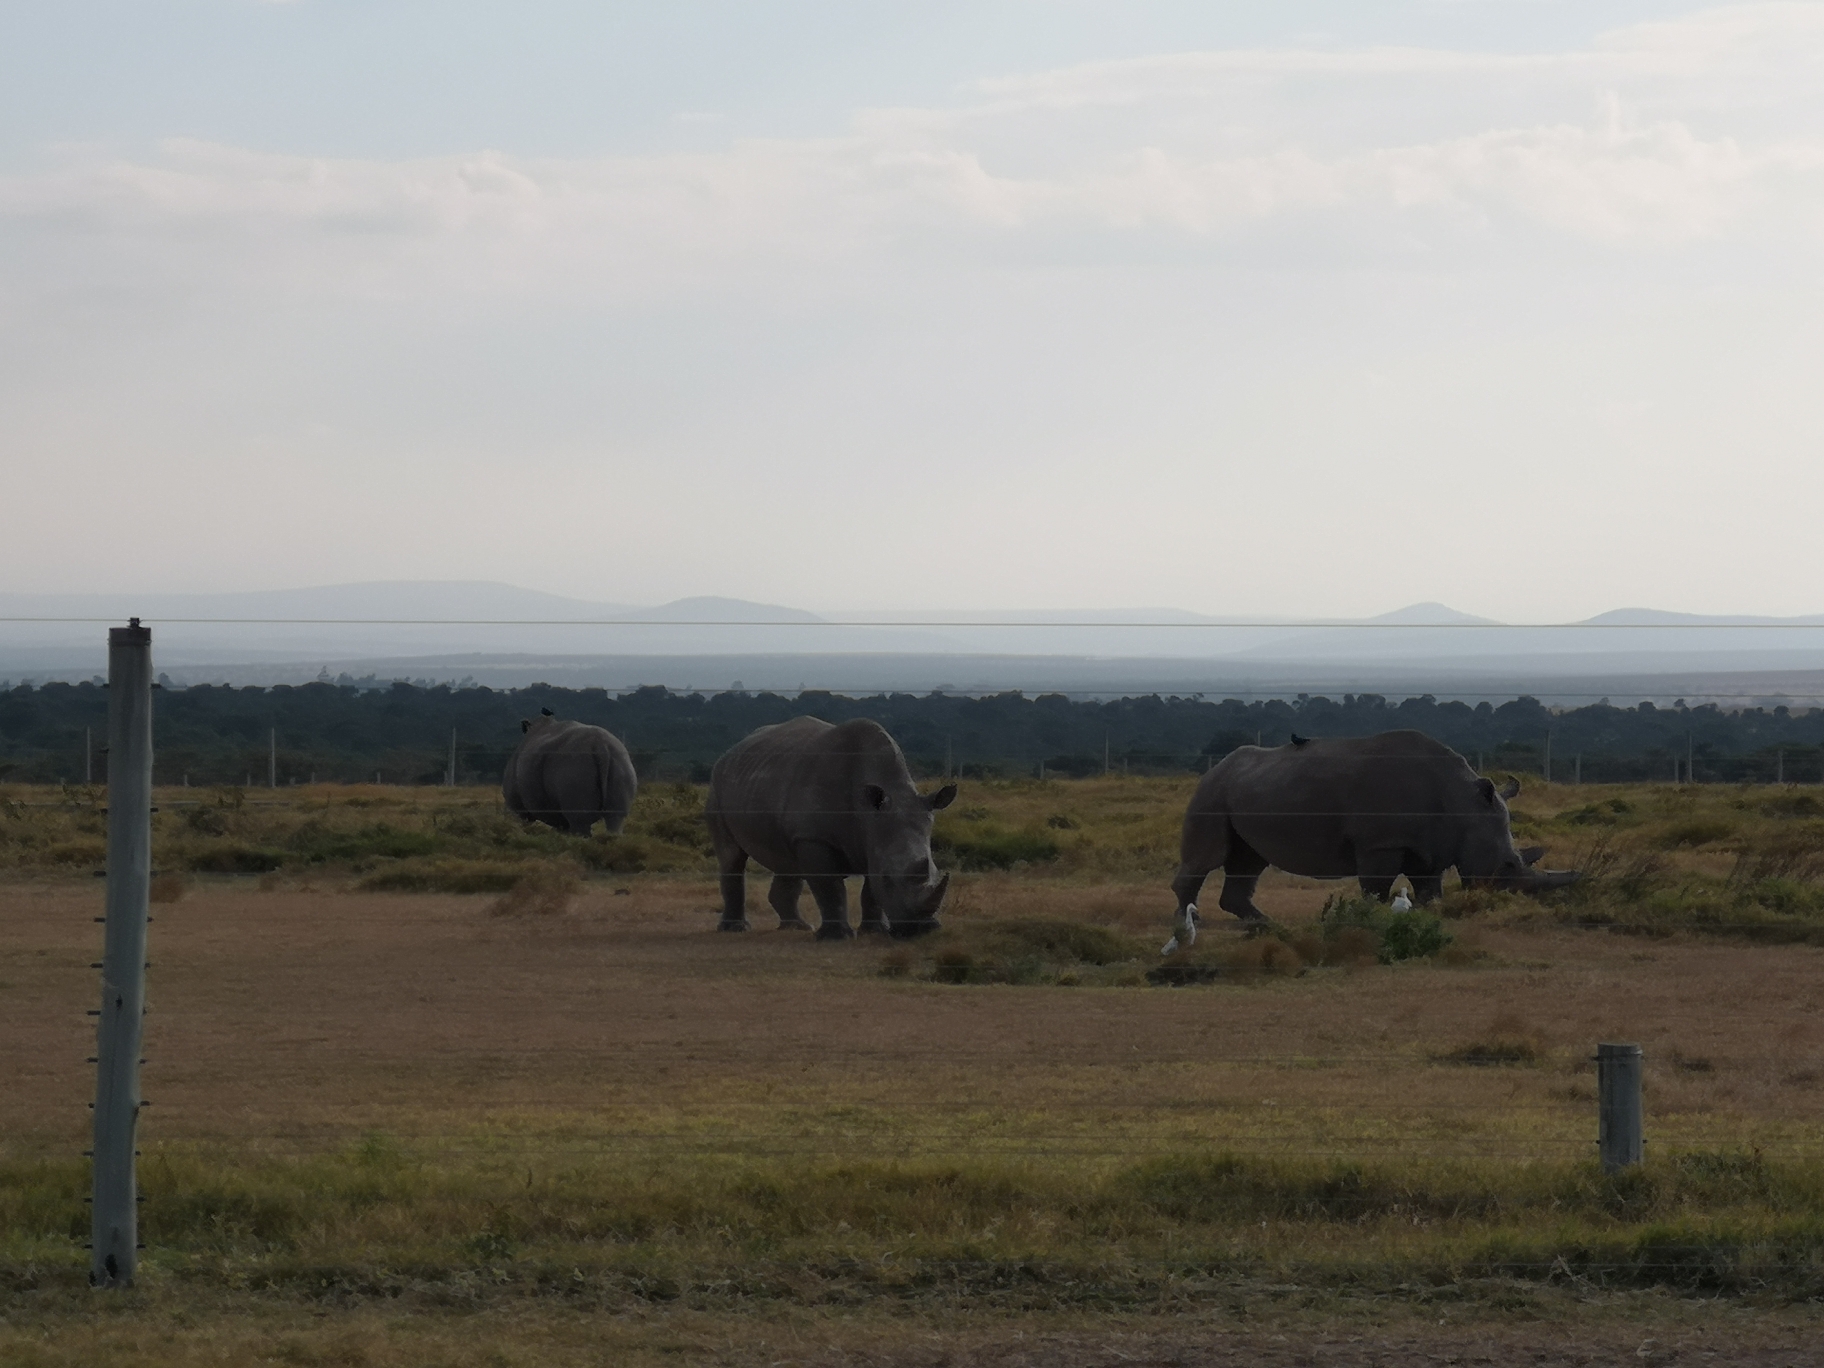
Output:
[920, 871, 951, 917]
[1518, 845, 1546, 867]
[1531, 868, 1580, 891]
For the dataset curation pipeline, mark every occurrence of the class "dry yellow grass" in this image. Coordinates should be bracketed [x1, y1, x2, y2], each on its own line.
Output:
[8, 776, 1824, 1361]
[6, 873, 1824, 1159]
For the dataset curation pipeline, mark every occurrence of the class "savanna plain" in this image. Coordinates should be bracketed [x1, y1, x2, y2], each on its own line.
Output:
[5, 775, 1824, 1365]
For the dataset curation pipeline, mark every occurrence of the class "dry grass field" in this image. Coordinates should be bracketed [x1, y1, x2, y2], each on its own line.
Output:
[5, 776, 1824, 1363]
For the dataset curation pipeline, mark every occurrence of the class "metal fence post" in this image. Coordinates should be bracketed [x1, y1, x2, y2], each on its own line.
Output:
[92, 618, 152, 1287]
[1597, 1042, 1643, 1173]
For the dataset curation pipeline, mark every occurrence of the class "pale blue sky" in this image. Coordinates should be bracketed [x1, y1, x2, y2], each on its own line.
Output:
[3, 2, 1820, 619]
[1, 3, 1724, 161]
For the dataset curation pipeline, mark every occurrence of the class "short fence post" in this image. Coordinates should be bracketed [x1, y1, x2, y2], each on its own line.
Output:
[92, 618, 152, 1288]
[1596, 1042, 1644, 1173]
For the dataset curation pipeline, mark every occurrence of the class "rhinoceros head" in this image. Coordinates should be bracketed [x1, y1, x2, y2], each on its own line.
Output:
[862, 780, 957, 936]
[1460, 777, 1581, 894]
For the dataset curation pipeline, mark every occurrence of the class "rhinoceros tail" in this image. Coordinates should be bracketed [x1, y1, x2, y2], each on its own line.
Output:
[595, 743, 615, 815]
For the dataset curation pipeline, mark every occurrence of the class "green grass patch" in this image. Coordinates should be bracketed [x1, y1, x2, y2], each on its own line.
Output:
[6, 1143, 1824, 1302]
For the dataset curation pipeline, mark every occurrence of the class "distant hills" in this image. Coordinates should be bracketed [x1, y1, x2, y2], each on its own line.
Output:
[6, 582, 1824, 704]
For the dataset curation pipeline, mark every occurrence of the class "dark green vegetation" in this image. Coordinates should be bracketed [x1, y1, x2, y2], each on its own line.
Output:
[2, 678, 1821, 784]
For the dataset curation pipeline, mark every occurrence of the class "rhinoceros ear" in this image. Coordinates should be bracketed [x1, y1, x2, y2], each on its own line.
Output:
[540, 707, 555, 717]
[863, 783, 889, 811]
[927, 783, 958, 811]
[1518, 845, 1545, 867]
[1498, 778, 1521, 800]
[1476, 777, 1496, 805]
[520, 718, 532, 733]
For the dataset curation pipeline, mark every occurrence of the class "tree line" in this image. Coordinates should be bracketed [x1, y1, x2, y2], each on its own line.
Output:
[0, 679, 1818, 787]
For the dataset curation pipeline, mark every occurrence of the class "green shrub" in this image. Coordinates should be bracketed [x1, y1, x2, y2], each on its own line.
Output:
[1316, 893, 1452, 964]
[1379, 911, 1451, 962]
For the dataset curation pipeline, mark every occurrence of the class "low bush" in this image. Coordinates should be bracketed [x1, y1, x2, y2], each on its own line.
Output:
[911, 917, 1147, 985]
[186, 844, 285, 874]
[1317, 893, 1453, 964]
[357, 859, 530, 893]
[1438, 1012, 1549, 1066]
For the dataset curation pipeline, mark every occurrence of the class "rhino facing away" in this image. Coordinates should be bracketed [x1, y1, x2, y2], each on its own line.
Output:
[503, 713, 639, 836]
[1166, 729, 1577, 952]
[706, 716, 957, 939]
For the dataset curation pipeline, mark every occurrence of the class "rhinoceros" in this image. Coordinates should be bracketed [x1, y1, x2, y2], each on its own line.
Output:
[706, 716, 957, 939]
[502, 712, 639, 836]
[1164, 729, 1577, 952]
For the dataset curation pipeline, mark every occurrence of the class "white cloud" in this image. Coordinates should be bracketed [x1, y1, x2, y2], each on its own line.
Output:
[6, 5, 1824, 613]
[4, 3, 1823, 305]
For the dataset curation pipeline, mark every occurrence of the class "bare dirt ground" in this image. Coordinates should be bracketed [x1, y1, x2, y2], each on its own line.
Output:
[7, 871, 1824, 1365]
[6, 871, 1824, 1154]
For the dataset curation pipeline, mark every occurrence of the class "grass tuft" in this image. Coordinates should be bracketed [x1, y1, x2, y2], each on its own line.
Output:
[486, 867, 581, 917]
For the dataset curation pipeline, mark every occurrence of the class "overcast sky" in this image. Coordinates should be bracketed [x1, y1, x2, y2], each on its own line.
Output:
[4, 2, 1822, 620]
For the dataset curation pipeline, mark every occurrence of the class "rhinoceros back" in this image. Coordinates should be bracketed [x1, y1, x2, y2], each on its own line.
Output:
[504, 718, 638, 835]
[706, 716, 920, 875]
[1195, 730, 1487, 879]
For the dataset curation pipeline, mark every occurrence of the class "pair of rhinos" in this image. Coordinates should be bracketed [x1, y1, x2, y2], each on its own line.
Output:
[503, 712, 1578, 950]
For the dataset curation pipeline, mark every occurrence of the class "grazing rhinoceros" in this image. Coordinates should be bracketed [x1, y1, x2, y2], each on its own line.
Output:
[1164, 729, 1577, 952]
[706, 715, 956, 939]
[503, 711, 638, 836]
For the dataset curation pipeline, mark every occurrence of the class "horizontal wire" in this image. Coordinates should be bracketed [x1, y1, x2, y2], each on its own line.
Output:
[99, 1138, 1824, 1160]
[12, 616, 1824, 629]
[39, 1097, 1824, 1116]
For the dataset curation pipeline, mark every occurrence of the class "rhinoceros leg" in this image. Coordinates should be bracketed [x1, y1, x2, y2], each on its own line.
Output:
[715, 849, 750, 932]
[808, 877, 854, 939]
[768, 875, 812, 930]
[1170, 868, 1209, 917]
[1409, 873, 1444, 905]
[791, 842, 855, 939]
[858, 879, 888, 935]
[1215, 838, 1268, 921]
[1355, 849, 1405, 902]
